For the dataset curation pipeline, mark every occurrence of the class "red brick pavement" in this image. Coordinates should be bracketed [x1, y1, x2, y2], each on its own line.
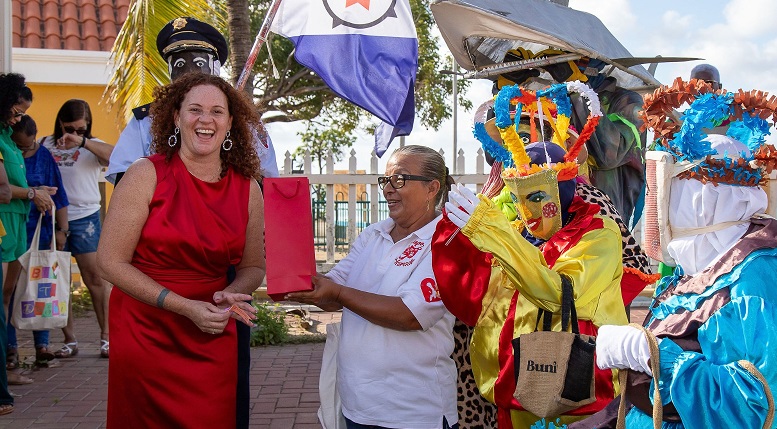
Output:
[1, 307, 649, 428]
[1, 310, 340, 429]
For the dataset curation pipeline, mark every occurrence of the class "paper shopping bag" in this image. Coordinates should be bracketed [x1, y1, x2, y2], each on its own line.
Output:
[264, 177, 316, 301]
[12, 212, 71, 330]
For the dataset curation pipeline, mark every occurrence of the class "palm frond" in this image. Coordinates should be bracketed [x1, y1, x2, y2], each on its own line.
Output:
[101, 0, 225, 126]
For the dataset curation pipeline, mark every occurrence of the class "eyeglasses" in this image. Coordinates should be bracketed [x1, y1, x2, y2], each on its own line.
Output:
[11, 107, 25, 119]
[377, 174, 433, 190]
[62, 125, 87, 136]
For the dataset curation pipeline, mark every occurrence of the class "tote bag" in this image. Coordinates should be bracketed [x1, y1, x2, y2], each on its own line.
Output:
[264, 177, 316, 301]
[511, 275, 597, 418]
[317, 322, 347, 429]
[11, 212, 71, 330]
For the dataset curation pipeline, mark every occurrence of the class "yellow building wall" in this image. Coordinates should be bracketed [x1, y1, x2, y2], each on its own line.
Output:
[25, 83, 119, 207]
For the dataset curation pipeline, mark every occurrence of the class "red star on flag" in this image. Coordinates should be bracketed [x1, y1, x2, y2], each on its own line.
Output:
[345, 0, 370, 9]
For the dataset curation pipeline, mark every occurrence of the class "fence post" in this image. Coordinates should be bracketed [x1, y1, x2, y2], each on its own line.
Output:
[283, 151, 293, 175]
[456, 149, 466, 176]
[347, 149, 357, 247]
[370, 151, 379, 224]
[325, 153, 336, 264]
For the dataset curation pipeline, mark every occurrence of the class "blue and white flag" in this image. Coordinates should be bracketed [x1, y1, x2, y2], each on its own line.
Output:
[270, 0, 418, 156]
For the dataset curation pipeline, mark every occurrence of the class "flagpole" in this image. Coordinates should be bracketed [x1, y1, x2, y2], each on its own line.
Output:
[451, 58, 458, 174]
[236, 0, 284, 91]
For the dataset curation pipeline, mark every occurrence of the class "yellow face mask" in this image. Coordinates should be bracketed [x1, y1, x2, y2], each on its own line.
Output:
[504, 169, 562, 240]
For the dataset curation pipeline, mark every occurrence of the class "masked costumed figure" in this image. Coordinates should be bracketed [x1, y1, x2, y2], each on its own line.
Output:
[494, 49, 648, 228]
[572, 79, 777, 429]
[433, 82, 629, 428]
[449, 83, 659, 428]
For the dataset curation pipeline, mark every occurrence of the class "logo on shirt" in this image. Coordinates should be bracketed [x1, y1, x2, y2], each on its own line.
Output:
[394, 240, 424, 267]
[421, 278, 441, 303]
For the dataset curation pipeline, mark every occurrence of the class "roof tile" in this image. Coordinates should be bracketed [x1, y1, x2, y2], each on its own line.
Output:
[12, 1, 22, 46]
[12, 0, 128, 52]
[43, 17, 62, 49]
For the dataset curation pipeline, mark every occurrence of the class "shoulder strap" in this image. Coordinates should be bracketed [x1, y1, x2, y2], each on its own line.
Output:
[535, 274, 579, 333]
[737, 360, 774, 429]
[617, 323, 662, 429]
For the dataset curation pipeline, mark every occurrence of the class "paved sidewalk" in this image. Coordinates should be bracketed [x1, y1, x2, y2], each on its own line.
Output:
[1, 307, 649, 429]
[1, 309, 341, 429]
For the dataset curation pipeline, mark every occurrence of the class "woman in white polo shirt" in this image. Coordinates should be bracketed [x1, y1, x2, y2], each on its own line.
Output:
[287, 145, 458, 429]
[42, 99, 113, 359]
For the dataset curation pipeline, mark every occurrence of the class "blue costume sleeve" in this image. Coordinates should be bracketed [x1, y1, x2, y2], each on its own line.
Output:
[645, 254, 777, 429]
[106, 116, 152, 184]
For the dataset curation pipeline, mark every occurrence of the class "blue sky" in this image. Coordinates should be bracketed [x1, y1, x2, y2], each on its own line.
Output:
[266, 0, 777, 173]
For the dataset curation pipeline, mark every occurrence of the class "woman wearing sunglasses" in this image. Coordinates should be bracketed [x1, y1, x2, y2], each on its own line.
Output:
[0, 72, 31, 415]
[287, 145, 459, 429]
[41, 99, 113, 360]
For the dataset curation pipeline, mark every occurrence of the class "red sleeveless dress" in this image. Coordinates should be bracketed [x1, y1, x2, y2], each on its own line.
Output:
[108, 153, 250, 428]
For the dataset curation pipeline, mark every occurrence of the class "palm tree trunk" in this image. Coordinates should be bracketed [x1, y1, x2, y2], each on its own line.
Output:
[226, 0, 254, 97]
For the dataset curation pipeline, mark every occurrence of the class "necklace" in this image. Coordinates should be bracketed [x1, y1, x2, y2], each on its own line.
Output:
[184, 164, 222, 183]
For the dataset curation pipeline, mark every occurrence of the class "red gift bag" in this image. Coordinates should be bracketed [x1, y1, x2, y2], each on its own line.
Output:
[264, 177, 316, 301]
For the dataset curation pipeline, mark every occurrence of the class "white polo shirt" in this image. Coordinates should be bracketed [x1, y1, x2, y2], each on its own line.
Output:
[327, 215, 457, 428]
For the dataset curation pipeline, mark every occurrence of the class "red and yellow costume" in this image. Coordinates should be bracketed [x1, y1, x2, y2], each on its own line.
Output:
[433, 194, 626, 428]
[434, 82, 630, 428]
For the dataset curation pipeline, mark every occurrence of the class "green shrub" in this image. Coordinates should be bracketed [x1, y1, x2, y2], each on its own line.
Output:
[250, 301, 289, 346]
[71, 284, 93, 317]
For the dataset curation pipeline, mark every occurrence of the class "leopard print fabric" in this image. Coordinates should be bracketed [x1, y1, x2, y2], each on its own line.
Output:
[453, 319, 498, 428]
[576, 182, 652, 274]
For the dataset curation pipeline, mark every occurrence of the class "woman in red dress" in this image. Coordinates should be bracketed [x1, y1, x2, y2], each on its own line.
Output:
[98, 73, 266, 428]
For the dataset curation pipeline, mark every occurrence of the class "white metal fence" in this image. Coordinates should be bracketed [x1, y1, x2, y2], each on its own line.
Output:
[280, 147, 490, 264]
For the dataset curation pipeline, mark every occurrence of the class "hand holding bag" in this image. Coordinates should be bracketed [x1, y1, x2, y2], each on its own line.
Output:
[264, 177, 316, 301]
[11, 211, 72, 330]
[511, 275, 597, 418]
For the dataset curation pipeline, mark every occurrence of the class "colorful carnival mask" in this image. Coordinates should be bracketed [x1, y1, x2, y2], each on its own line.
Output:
[477, 81, 603, 239]
[640, 78, 777, 264]
[509, 166, 563, 240]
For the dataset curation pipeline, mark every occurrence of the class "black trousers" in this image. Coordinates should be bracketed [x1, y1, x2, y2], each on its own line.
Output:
[227, 266, 251, 429]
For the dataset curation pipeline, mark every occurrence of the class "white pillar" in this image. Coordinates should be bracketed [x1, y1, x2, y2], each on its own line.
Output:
[0, 0, 11, 72]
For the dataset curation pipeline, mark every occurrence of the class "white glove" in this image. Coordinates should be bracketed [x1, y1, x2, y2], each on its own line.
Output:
[445, 183, 479, 228]
[596, 325, 653, 376]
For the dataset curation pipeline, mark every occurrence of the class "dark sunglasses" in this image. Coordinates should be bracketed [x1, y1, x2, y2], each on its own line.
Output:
[377, 174, 433, 190]
[61, 124, 87, 136]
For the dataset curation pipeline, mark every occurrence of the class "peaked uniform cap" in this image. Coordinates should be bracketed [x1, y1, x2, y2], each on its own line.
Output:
[156, 17, 228, 64]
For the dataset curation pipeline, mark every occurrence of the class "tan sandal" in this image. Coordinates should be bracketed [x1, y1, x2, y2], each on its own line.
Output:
[54, 342, 78, 358]
[7, 372, 33, 385]
[0, 403, 13, 416]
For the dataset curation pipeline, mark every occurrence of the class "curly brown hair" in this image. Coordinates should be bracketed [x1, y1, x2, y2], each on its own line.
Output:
[149, 73, 261, 179]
